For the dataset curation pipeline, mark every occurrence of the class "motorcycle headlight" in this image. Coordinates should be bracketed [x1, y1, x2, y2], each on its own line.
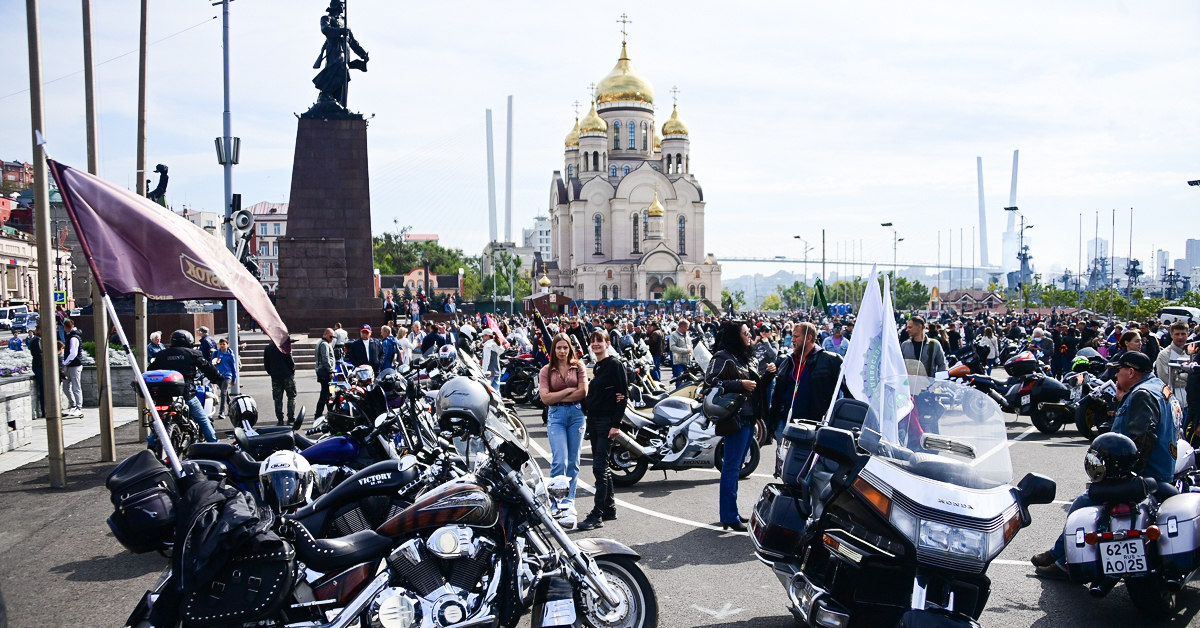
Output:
[919, 520, 986, 561]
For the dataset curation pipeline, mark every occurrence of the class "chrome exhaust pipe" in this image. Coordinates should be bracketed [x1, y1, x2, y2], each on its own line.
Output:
[611, 430, 655, 458]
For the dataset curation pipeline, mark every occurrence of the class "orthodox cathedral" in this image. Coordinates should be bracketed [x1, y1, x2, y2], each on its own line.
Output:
[541, 37, 721, 304]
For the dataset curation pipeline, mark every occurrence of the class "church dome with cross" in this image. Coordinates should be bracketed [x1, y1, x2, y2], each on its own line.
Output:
[543, 19, 720, 307]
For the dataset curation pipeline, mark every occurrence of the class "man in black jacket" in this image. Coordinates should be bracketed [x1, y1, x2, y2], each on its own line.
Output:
[262, 339, 297, 425]
[347, 324, 384, 373]
[770, 322, 843, 442]
[149, 330, 227, 442]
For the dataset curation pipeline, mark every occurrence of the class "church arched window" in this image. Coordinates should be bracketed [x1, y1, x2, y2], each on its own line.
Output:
[700, 284, 706, 298]
[642, 210, 648, 236]
[675, 153, 683, 174]
[689, 284, 696, 296]
[678, 215, 687, 255]
[592, 151, 599, 171]
[609, 165, 617, 177]
[606, 269, 613, 279]
[613, 121, 621, 149]
[628, 123, 635, 150]
[612, 285, 619, 300]
[594, 214, 603, 254]
[567, 164, 574, 177]
[666, 154, 673, 172]
[623, 165, 631, 176]
[632, 212, 640, 252]
[601, 285, 608, 300]
[642, 122, 649, 150]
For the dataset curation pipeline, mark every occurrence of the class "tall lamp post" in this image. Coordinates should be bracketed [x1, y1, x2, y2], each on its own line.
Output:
[793, 235, 814, 305]
[880, 223, 902, 298]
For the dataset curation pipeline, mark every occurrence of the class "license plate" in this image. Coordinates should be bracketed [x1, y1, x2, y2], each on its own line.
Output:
[1020, 394, 1031, 405]
[1100, 539, 1147, 575]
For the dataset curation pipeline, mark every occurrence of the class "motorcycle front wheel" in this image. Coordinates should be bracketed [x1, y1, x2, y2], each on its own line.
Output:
[1030, 408, 1064, 434]
[609, 446, 649, 487]
[961, 391, 993, 422]
[714, 438, 760, 479]
[507, 372, 534, 404]
[1074, 401, 1108, 441]
[581, 556, 659, 628]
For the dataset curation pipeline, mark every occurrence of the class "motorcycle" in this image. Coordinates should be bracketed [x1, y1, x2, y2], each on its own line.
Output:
[1059, 433, 1200, 618]
[751, 377, 1056, 627]
[607, 388, 760, 487]
[958, 349, 1072, 434]
[123, 406, 658, 628]
[137, 370, 216, 461]
[499, 348, 544, 406]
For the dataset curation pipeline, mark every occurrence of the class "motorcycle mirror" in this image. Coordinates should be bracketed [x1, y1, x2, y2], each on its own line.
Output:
[292, 407, 306, 431]
[1016, 472, 1057, 508]
[814, 427, 859, 467]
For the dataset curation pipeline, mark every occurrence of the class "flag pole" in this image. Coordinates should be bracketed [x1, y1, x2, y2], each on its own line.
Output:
[46, 159, 184, 475]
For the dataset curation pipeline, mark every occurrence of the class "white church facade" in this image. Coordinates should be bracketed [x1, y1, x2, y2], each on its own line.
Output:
[543, 39, 721, 303]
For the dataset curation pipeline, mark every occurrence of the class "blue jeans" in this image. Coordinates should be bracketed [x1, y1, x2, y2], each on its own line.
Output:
[1050, 492, 1094, 563]
[652, 355, 663, 382]
[547, 403, 586, 503]
[147, 395, 217, 447]
[672, 363, 685, 381]
[720, 421, 755, 523]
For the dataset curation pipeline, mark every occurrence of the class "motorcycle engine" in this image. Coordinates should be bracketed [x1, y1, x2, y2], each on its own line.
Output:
[382, 528, 500, 628]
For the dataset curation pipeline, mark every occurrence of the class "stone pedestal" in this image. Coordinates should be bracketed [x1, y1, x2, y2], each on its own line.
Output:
[0, 375, 33, 453]
[276, 118, 380, 335]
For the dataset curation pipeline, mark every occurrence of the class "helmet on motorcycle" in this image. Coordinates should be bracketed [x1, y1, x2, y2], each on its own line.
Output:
[259, 450, 315, 513]
[353, 364, 375, 387]
[1070, 356, 1092, 373]
[230, 394, 258, 428]
[437, 344, 458, 371]
[1084, 432, 1140, 482]
[435, 376, 491, 436]
[378, 368, 405, 397]
[702, 386, 744, 422]
[169, 329, 195, 348]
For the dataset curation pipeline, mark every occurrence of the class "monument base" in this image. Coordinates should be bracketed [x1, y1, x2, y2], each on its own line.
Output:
[276, 117, 379, 335]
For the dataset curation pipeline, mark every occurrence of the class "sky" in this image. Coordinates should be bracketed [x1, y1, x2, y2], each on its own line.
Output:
[2, 1, 1198, 285]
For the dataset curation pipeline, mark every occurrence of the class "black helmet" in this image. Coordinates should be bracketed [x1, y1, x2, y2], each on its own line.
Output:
[378, 368, 405, 397]
[1084, 432, 1140, 482]
[230, 394, 258, 428]
[170, 329, 195, 347]
[702, 387, 743, 422]
[435, 376, 491, 436]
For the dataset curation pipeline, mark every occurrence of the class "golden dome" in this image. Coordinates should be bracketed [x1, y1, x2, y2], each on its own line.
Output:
[564, 118, 580, 147]
[595, 43, 654, 105]
[647, 187, 665, 217]
[538, 274, 552, 287]
[662, 104, 689, 136]
[653, 124, 663, 149]
[579, 102, 607, 134]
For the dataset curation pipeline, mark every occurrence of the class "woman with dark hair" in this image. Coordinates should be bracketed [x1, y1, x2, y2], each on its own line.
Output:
[981, 326, 1000, 370]
[705, 320, 777, 532]
[576, 329, 628, 531]
[539, 333, 589, 509]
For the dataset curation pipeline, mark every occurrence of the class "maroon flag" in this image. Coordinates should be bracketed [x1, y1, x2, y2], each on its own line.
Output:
[48, 159, 291, 352]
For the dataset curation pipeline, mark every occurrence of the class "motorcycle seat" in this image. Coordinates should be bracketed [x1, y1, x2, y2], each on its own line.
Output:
[1087, 477, 1154, 504]
[640, 390, 669, 406]
[187, 442, 263, 479]
[234, 427, 296, 460]
[289, 524, 393, 573]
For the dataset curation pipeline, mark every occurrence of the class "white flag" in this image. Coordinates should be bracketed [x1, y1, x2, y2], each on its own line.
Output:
[842, 267, 912, 443]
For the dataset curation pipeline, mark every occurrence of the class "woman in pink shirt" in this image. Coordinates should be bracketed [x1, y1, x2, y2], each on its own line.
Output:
[540, 333, 589, 506]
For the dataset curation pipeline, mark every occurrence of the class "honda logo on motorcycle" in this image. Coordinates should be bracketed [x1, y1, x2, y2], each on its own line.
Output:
[180, 253, 229, 291]
[937, 498, 973, 510]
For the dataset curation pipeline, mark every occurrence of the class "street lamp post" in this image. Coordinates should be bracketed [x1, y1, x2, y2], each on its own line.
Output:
[881, 223, 901, 299]
[793, 235, 814, 306]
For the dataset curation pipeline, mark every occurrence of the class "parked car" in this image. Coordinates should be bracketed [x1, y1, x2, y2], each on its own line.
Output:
[1158, 306, 1200, 325]
[0, 306, 30, 331]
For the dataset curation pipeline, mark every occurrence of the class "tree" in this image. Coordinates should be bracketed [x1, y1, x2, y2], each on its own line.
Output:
[1081, 288, 1129, 317]
[891, 277, 930, 311]
[662, 285, 689, 301]
[373, 220, 479, 279]
[1176, 291, 1200, 309]
[777, 280, 809, 310]
[479, 250, 530, 303]
[760, 294, 782, 310]
[721, 288, 745, 313]
[1039, 286, 1079, 308]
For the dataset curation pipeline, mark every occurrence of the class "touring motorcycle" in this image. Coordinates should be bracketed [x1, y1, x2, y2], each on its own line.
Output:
[750, 377, 1056, 627]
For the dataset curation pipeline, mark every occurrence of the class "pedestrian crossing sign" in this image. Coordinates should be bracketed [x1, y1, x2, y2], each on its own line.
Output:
[54, 291, 66, 305]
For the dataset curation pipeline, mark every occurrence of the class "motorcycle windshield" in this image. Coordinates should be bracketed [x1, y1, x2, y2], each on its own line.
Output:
[859, 376, 1013, 490]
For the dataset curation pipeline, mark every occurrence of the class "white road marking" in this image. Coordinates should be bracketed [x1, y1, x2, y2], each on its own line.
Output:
[992, 559, 1033, 567]
[1010, 426, 1038, 443]
[527, 439, 747, 535]
[691, 602, 745, 620]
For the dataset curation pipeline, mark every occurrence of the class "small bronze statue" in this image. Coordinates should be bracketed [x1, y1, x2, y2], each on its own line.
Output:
[146, 164, 168, 207]
[311, 0, 369, 113]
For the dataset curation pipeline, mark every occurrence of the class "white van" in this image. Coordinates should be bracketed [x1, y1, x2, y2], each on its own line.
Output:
[1158, 306, 1200, 325]
[0, 305, 30, 330]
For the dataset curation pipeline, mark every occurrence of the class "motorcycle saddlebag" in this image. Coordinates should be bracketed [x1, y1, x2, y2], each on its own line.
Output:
[1155, 493, 1200, 578]
[1062, 505, 1103, 582]
[1002, 351, 1040, 377]
[751, 483, 808, 559]
[776, 421, 819, 485]
[105, 449, 178, 553]
[180, 538, 295, 627]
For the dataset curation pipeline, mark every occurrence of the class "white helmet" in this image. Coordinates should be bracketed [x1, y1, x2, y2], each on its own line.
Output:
[259, 450, 315, 512]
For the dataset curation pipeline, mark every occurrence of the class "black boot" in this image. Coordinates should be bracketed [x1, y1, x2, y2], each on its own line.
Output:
[576, 513, 605, 531]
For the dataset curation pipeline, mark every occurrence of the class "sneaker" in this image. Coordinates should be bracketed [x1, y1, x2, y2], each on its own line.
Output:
[1034, 562, 1069, 580]
[576, 514, 604, 531]
[1030, 551, 1057, 568]
[601, 508, 618, 521]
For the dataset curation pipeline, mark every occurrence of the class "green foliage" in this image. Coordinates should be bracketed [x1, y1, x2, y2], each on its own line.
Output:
[1081, 288, 1128, 316]
[1038, 286, 1079, 308]
[721, 289, 746, 313]
[776, 281, 809, 310]
[760, 294, 782, 310]
[890, 276, 930, 311]
[373, 221, 479, 280]
[1176, 291, 1200, 308]
[828, 277, 869, 308]
[1129, 297, 1168, 320]
[662, 285, 689, 301]
[479, 250, 530, 302]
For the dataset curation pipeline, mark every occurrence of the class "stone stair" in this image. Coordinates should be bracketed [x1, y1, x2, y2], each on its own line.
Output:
[237, 335, 317, 374]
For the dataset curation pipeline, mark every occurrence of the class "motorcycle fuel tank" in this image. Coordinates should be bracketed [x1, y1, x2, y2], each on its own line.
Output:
[302, 435, 361, 465]
[650, 397, 700, 426]
[377, 482, 498, 537]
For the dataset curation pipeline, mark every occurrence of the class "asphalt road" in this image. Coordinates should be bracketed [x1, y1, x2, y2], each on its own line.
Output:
[2, 373, 1198, 627]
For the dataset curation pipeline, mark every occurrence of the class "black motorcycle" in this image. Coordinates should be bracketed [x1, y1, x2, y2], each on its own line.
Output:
[959, 349, 1071, 433]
